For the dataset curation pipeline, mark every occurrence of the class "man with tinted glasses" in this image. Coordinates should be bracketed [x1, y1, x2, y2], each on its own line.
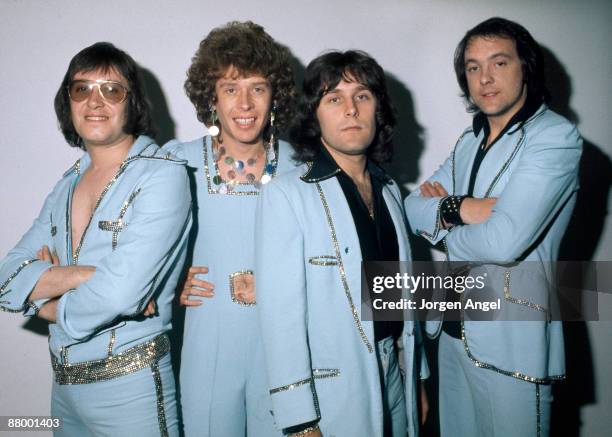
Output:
[0, 42, 191, 436]
[404, 17, 581, 436]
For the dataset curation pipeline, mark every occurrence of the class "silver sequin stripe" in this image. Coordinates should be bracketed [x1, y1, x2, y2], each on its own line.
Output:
[69, 146, 173, 264]
[73, 163, 130, 264]
[98, 220, 127, 233]
[269, 369, 341, 394]
[315, 182, 374, 353]
[503, 271, 547, 313]
[0, 259, 38, 312]
[418, 196, 446, 241]
[107, 329, 116, 357]
[450, 130, 471, 195]
[270, 376, 311, 394]
[51, 333, 170, 385]
[300, 161, 341, 183]
[459, 316, 564, 383]
[97, 188, 142, 251]
[484, 129, 525, 197]
[307, 256, 339, 266]
[151, 361, 169, 437]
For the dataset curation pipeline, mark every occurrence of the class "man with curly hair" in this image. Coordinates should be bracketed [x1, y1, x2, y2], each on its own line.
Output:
[255, 50, 428, 437]
[163, 21, 297, 436]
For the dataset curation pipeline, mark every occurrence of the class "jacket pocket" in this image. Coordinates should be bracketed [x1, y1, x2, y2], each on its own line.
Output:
[308, 256, 338, 267]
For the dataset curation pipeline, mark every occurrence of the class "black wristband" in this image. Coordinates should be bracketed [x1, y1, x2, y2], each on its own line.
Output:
[441, 195, 470, 226]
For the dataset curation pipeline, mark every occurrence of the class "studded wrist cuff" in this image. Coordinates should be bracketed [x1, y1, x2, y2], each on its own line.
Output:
[441, 195, 470, 226]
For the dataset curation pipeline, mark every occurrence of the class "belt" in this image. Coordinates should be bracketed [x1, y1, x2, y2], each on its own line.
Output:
[51, 333, 170, 385]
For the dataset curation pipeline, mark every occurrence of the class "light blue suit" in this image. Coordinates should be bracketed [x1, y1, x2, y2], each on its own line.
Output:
[166, 136, 296, 437]
[255, 162, 427, 437]
[0, 136, 192, 437]
[404, 105, 582, 436]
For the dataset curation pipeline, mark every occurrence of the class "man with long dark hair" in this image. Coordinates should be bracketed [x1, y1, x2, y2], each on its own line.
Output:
[0, 42, 191, 436]
[405, 17, 582, 436]
[255, 50, 427, 437]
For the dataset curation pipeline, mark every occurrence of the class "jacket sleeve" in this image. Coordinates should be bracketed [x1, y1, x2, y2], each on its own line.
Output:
[0, 188, 57, 314]
[445, 122, 582, 262]
[55, 163, 191, 341]
[404, 153, 453, 245]
[255, 180, 319, 430]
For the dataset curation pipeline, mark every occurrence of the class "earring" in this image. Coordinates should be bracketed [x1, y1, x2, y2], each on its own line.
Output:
[208, 106, 219, 137]
[267, 103, 277, 147]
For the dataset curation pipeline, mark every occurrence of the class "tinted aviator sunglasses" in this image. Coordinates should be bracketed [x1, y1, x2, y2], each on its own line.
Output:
[68, 80, 129, 104]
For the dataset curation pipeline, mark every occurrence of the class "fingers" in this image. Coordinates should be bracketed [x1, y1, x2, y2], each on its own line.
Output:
[420, 382, 429, 425]
[37, 246, 60, 265]
[185, 288, 214, 298]
[180, 266, 215, 307]
[420, 181, 448, 197]
[432, 181, 448, 197]
[37, 245, 51, 262]
[419, 182, 436, 197]
[189, 278, 215, 290]
[179, 287, 214, 306]
[143, 300, 156, 317]
[186, 265, 209, 279]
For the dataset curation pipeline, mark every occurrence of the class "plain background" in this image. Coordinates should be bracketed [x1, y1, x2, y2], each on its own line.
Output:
[1, 1, 610, 436]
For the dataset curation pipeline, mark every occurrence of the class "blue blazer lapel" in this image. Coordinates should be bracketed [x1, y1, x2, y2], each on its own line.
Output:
[316, 177, 375, 350]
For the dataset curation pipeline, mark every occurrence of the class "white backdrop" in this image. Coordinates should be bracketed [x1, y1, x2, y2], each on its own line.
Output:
[1, 1, 610, 436]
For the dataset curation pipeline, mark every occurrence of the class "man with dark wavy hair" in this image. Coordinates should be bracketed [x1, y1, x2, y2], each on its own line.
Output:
[0, 42, 192, 436]
[255, 50, 428, 437]
[163, 21, 297, 436]
[405, 17, 582, 436]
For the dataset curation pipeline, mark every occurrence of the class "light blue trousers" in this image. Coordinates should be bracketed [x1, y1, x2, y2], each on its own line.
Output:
[180, 308, 280, 437]
[51, 353, 178, 437]
[376, 336, 408, 437]
[439, 331, 552, 437]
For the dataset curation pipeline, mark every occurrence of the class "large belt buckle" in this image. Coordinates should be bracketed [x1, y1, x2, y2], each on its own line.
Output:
[229, 270, 256, 306]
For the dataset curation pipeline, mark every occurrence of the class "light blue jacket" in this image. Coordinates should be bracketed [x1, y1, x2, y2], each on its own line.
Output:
[0, 136, 192, 365]
[405, 105, 582, 381]
[255, 161, 427, 436]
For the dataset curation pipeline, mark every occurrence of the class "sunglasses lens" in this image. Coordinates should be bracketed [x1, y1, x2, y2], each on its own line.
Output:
[100, 82, 128, 103]
[68, 81, 128, 103]
[68, 81, 91, 102]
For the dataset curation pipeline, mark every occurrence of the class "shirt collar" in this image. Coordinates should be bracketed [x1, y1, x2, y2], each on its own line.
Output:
[300, 143, 390, 184]
[63, 135, 156, 177]
[472, 94, 542, 138]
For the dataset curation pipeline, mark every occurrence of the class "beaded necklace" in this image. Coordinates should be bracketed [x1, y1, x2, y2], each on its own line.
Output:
[211, 140, 276, 193]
